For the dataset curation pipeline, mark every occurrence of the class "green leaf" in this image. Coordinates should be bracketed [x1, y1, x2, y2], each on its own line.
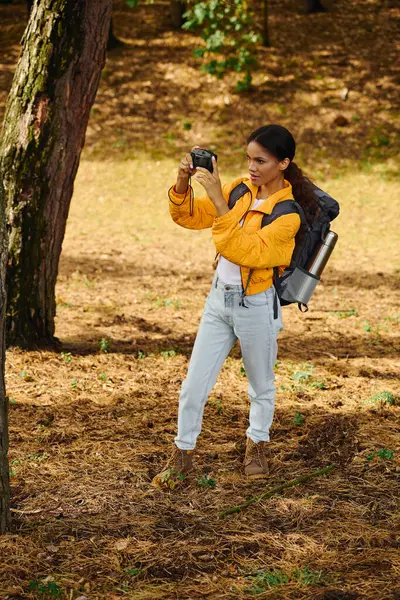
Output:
[193, 47, 206, 58]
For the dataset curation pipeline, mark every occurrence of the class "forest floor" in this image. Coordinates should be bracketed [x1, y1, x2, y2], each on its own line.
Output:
[0, 1, 400, 599]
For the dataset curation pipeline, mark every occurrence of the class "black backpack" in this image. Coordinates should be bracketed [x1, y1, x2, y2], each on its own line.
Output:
[228, 181, 340, 313]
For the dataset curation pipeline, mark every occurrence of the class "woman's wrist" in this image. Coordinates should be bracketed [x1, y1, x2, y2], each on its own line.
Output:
[212, 194, 229, 216]
[175, 173, 189, 194]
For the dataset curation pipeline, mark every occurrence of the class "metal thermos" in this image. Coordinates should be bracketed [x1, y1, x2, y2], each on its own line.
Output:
[307, 231, 338, 277]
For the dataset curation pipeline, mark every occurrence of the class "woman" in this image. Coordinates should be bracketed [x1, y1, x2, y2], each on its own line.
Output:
[153, 124, 319, 486]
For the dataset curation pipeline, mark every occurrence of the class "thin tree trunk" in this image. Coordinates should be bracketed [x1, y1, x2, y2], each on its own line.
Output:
[262, 0, 270, 47]
[170, 1, 185, 29]
[107, 17, 124, 50]
[1, 0, 112, 347]
[0, 187, 10, 532]
[305, 0, 327, 14]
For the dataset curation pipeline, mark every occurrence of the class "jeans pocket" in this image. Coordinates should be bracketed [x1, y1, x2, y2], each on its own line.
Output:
[245, 291, 269, 307]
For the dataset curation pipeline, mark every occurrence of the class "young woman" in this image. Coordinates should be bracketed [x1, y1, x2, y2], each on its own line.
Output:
[153, 124, 320, 485]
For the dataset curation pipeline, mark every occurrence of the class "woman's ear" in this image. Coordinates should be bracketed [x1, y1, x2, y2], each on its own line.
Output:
[279, 158, 290, 171]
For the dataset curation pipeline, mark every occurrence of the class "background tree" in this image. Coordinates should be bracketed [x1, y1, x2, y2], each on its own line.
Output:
[1, 0, 113, 347]
[305, 0, 327, 14]
[170, 0, 186, 29]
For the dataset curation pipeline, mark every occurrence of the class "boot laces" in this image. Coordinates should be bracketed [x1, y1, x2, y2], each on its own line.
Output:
[166, 446, 186, 470]
[246, 441, 265, 465]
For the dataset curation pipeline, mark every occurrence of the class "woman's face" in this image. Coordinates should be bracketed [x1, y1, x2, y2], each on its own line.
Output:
[246, 141, 286, 186]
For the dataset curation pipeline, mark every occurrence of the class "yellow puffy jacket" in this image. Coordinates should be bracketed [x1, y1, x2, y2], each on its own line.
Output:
[168, 177, 301, 295]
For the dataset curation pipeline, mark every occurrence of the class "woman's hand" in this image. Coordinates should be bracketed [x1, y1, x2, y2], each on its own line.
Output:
[193, 158, 222, 202]
[193, 158, 229, 216]
[175, 146, 201, 194]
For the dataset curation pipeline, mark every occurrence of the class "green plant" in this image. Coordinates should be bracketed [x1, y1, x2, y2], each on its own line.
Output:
[198, 474, 216, 488]
[365, 391, 395, 407]
[60, 351, 72, 364]
[247, 566, 325, 591]
[57, 300, 72, 308]
[164, 133, 175, 143]
[183, 0, 260, 90]
[292, 411, 304, 426]
[98, 372, 110, 383]
[291, 371, 312, 383]
[9, 458, 24, 478]
[366, 448, 395, 461]
[71, 378, 78, 389]
[28, 452, 49, 463]
[329, 308, 358, 318]
[239, 362, 246, 376]
[209, 398, 223, 414]
[160, 469, 185, 489]
[293, 567, 325, 585]
[125, 567, 143, 577]
[363, 320, 372, 332]
[160, 349, 177, 359]
[311, 381, 327, 390]
[99, 337, 111, 353]
[377, 448, 395, 460]
[28, 580, 62, 598]
[137, 351, 146, 359]
[153, 296, 181, 309]
[245, 569, 289, 593]
[256, 569, 289, 587]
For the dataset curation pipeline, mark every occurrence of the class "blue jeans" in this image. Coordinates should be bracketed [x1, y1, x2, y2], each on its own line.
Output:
[175, 275, 283, 450]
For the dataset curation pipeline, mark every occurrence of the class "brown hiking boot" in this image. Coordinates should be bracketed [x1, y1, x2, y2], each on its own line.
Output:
[244, 439, 269, 479]
[151, 446, 194, 489]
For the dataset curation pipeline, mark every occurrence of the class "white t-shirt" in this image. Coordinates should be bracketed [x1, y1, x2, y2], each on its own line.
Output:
[217, 197, 265, 285]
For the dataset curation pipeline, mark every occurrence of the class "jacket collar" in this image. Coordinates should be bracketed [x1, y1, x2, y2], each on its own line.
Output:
[244, 179, 294, 215]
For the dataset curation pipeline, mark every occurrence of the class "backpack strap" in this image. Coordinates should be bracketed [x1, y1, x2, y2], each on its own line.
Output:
[261, 200, 310, 230]
[228, 182, 250, 210]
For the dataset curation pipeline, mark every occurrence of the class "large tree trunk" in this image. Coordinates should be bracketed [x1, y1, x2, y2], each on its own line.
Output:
[0, 0, 112, 347]
[0, 184, 9, 532]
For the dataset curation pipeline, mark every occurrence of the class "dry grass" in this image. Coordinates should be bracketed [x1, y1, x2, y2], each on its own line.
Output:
[1, 0, 400, 598]
[1, 159, 399, 599]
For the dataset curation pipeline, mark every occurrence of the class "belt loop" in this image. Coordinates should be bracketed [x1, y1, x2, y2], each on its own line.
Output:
[215, 275, 219, 289]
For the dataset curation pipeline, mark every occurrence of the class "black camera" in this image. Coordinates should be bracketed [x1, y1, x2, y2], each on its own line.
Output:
[191, 148, 218, 173]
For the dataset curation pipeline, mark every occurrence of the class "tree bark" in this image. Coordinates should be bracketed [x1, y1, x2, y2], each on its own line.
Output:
[0, 0, 112, 347]
[262, 0, 270, 47]
[170, 0, 185, 29]
[0, 181, 9, 532]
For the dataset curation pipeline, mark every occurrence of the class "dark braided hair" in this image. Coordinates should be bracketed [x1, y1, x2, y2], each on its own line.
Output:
[247, 125, 319, 223]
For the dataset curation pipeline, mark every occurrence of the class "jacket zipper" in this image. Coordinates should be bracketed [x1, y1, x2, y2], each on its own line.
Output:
[239, 195, 254, 305]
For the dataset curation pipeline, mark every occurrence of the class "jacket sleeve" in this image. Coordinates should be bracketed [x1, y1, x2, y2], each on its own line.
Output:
[168, 179, 244, 231]
[212, 211, 301, 269]
[168, 185, 217, 230]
